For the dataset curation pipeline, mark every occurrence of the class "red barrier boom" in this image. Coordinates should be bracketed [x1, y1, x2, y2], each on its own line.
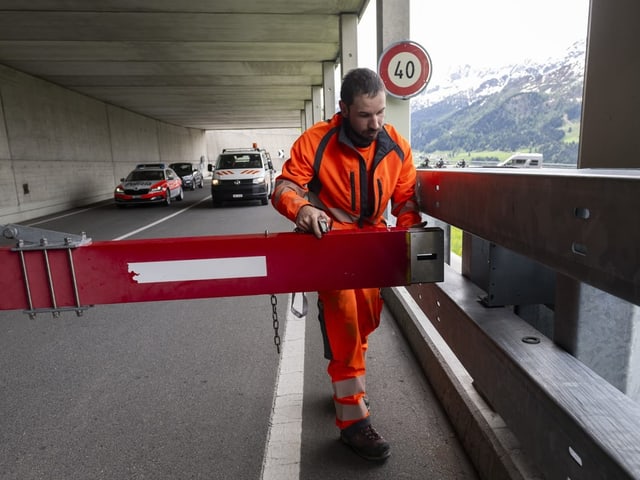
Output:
[0, 227, 443, 316]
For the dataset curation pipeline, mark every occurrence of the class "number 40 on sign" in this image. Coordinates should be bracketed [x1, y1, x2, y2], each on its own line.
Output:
[378, 41, 432, 99]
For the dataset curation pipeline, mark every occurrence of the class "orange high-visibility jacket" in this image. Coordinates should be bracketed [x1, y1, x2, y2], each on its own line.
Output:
[272, 113, 421, 229]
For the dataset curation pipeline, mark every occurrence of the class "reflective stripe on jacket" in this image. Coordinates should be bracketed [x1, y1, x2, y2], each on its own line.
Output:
[272, 113, 421, 228]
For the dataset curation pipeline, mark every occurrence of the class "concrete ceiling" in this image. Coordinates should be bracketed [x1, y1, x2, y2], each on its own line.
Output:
[0, 0, 369, 130]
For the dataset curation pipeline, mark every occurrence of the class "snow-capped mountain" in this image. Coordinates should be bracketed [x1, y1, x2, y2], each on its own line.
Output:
[412, 39, 586, 111]
[410, 40, 586, 164]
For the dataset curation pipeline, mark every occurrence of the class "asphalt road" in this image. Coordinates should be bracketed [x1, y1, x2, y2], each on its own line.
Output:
[0, 187, 479, 479]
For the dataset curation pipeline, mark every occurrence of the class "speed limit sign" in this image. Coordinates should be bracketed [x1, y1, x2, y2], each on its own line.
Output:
[378, 41, 432, 99]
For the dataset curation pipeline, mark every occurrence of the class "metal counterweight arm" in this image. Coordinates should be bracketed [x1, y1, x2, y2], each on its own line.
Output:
[1, 223, 93, 318]
[0, 226, 444, 317]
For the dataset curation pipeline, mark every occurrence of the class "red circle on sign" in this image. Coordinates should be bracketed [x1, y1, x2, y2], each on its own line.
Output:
[378, 41, 432, 99]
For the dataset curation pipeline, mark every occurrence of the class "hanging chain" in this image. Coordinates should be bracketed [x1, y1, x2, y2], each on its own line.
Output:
[271, 294, 281, 354]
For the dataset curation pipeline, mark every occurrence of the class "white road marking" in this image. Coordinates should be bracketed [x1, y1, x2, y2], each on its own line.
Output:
[113, 196, 211, 241]
[128, 256, 267, 283]
[261, 294, 306, 480]
[26, 206, 102, 226]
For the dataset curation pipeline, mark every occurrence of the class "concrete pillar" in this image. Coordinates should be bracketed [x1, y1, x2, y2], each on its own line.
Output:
[555, 276, 640, 400]
[303, 100, 313, 132]
[376, 0, 411, 138]
[322, 61, 337, 119]
[340, 14, 358, 77]
[553, 0, 640, 402]
[311, 85, 322, 126]
[579, 0, 640, 169]
[299, 110, 306, 131]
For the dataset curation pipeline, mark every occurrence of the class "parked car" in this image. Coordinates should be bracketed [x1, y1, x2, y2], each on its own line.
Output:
[207, 146, 276, 206]
[168, 162, 204, 190]
[114, 164, 183, 207]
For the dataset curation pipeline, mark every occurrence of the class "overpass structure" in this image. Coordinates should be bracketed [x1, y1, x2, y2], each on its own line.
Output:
[0, 0, 363, 131]
[1, 1, 640, 479]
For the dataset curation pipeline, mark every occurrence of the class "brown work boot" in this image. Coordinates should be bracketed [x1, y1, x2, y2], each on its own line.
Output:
[340, 419, 391, 461]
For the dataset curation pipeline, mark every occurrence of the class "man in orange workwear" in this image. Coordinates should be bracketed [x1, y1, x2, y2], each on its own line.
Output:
[271, 67, 421, 461]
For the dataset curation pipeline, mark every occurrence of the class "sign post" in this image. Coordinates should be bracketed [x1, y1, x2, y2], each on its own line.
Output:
[378, 41, 432, 99]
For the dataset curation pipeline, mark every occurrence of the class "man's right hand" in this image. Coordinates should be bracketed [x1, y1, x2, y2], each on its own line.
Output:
[295, 205, 332, 239]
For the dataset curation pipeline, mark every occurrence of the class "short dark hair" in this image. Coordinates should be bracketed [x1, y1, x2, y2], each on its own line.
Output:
[340, 68, 385, 106]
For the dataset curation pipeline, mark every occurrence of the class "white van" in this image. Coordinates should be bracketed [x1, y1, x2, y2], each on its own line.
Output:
[497, 153, 543, 168]
[208, 146, 276, 206]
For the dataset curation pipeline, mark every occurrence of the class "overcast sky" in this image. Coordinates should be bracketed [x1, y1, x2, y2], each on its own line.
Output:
[358, 0, 590, 84]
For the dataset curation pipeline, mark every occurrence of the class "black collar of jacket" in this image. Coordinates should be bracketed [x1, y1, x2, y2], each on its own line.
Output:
[337, 122, 405, 166]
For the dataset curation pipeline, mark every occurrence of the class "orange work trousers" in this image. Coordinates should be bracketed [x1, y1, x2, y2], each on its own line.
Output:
[317, 287, 383, 430]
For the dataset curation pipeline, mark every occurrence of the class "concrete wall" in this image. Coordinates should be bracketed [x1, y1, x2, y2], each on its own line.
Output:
[0, 64, 207, 224]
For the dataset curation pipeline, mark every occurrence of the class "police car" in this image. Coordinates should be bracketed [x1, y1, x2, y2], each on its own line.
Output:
[114, 163, 183, 207]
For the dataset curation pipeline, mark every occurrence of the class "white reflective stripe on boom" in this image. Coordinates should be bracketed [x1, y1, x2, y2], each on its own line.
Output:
[128, 256, 267, 283]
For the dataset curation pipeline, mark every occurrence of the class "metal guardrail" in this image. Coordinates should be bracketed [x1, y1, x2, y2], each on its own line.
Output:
[416, 167, 640, 306]
[398, 168, 640, 479]
[400, 270, 640, 479]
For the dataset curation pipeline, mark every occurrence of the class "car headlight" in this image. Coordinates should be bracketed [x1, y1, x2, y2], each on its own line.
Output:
[252, 176, 266, 185]
[150, 186, 164, 193]
[212, 178, 220, 186]
[115, 186, 124, 193]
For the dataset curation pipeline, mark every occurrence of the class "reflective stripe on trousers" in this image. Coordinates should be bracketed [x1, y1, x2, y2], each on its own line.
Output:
[333, 376, 369, 423]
